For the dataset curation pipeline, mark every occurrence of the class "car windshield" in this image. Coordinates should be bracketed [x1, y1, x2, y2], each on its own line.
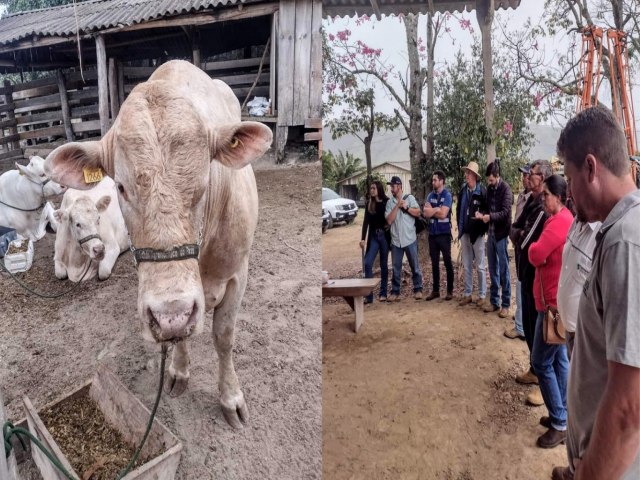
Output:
[322, 188, 340, 201]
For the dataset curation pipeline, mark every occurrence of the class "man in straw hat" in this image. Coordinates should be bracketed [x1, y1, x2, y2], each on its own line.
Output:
[456, 161, 488, 308]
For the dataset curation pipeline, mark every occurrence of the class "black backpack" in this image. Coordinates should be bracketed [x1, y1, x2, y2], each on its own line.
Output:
[402, 195, 428, 234]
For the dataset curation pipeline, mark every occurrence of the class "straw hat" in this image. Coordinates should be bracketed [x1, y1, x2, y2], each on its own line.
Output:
[462, 161, 480, 178]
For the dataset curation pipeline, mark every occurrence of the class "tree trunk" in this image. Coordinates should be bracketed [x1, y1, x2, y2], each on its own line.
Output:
[404, 14, 427, 201]
[425, 10, 435, 196]
[476, 0, 496, 164]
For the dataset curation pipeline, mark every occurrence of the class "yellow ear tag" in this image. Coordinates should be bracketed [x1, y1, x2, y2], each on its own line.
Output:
[83, 167, 104, 184]
[230, 137, 240, 149]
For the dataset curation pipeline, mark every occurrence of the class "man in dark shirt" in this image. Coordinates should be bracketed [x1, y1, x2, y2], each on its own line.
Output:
[423, 170, 454, 301]
[477, 159, 513, 318]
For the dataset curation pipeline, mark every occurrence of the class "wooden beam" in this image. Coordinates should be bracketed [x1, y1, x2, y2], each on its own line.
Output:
[95, 35, 109, 135]
[0, 59, 15, 67]
[108, 58, 119, 121]
[57, 69, 74, 141]
[192, 28, 201, 69]
[277, 0, 295, 127]
[0, 389, 19, 480]
[99, 3, 280, 35]
[293, 0, 312, 126]
[0, 35, 74, 55]
[0, 148, 24, 161]
[304, 131, 322, 142]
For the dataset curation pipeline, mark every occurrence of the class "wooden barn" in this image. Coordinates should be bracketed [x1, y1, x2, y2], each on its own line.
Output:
[337, 161, 413, 203]
[0, 0, 322, 170]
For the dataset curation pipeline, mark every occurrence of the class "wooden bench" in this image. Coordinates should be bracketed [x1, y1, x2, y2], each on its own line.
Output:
[322, 278, 380, 332]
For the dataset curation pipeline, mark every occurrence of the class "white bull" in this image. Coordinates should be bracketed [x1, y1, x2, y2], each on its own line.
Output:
[54, 177, 128, 282]
[45, 60, 273, 428]
[0, 156, 66, 240]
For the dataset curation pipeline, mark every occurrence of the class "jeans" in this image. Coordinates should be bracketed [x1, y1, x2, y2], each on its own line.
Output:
[532, 311, 569, 430]
[428, 233, 454, 294]
[487, 234, 511, 308]
[391, 240, 423, 294]
[460, 234, 486, 298]
[364, 229, 389, 302]
[521, 279, 537, 360]
[514, 280, 525, 336]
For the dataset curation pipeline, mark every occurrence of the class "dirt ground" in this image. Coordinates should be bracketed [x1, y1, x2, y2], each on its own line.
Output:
[322, 212, 566, 480]
[0, 162, 321, 479]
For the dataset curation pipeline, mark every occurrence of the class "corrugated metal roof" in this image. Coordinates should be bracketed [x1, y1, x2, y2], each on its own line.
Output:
[324, 0, 521, 18]
[0, 0, 262, 46]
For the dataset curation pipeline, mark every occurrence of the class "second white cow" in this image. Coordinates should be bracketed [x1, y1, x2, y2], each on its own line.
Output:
[0, 156, 66, 240]
[54, 177, 128, 281]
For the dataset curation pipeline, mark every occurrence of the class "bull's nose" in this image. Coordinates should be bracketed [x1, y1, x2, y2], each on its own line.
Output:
[92, 244, 105, 260]
[148, 300, 197, 341]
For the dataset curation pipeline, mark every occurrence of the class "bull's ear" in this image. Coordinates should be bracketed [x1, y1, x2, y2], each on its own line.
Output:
[53, 209, 66, 223]
[15, 162, 28, 176]
[95, 195, 111, 213]
[210, 121, 272, 169]
[45, 141, 107, 190]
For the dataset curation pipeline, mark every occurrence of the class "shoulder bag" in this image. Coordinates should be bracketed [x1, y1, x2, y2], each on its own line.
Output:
[540, 271, 566, 344]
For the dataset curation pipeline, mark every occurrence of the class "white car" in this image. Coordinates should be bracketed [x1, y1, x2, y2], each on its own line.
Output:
[322, 188, 358, 229]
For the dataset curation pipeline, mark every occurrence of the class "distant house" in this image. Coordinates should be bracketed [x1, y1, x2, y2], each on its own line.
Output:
[336, 161, 412, 203]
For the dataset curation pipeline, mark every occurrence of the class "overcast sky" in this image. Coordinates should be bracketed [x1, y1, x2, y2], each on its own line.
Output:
[323, 2, 638, 131]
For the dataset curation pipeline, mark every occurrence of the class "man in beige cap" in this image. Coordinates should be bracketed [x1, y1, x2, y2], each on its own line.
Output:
[455, 161, 488, 307]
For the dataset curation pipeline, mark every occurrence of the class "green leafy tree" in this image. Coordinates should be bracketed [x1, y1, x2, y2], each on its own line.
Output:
[322, 149, 363, 192]
[0, 0, 83, 14]
[433, 46, 536, 194]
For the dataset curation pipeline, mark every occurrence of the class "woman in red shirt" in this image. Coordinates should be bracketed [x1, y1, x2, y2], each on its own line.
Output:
[528, 174, 574, 449]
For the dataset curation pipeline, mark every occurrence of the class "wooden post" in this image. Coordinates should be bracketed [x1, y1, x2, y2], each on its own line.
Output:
[476, 0, 496, 164]
[2, 80, 19, 151]
[192, 29, 201, 69]
[117, 60, 125, 106]
[95, 35, 109, 136]
[56, 70, 74, 142]
[0, 389, 19, 480]
[108, 58, 119, 121]
[270, 12, 277, 114]
[275, 125, 287, 163]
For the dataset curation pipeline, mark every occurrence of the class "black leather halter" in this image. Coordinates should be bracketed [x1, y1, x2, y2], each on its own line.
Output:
[132, 244, 200, 265]
[78, 234, 101, 245]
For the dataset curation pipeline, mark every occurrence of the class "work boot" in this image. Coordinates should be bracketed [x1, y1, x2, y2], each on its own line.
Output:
[483, 303, 500, 313]
[425, 291, 440, 301]
[504, 327, 525, 340]
[444, 292, 453, 301]
[526, 388, 545, 406]
[458, 296, 473, 306]
[388, 294, 400, 302]
[539, 416, 552, 429]
[414, 291, 423, 300]
[475, 298, 485, 308]
[379, 296, 387, 302]
[498, 308, 510, 318]
[551, 466, 573, 480]
[516, 368, 539, 385]
[537, 427, 566, 449]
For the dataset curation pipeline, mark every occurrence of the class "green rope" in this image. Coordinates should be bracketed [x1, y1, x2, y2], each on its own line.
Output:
[3, 344, 168, 479]
[117, 344, 168, 479]
[0, 258, 92, 299]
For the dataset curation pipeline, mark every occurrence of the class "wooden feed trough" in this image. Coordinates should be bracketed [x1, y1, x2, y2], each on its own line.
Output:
[23, 365, 182, 480]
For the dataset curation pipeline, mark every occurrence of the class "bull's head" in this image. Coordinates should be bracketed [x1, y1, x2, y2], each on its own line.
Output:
[17, 156, 67, 198]
[45, 82, 272, 343]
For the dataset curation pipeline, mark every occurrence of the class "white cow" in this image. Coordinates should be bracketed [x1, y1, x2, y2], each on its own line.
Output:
[53, 177, 128, 282]
[0, 156, 67, 240]
[45, 60, 273, 428]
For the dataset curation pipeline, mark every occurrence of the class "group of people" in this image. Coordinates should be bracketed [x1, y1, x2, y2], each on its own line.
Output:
[359, 105, 639, 480]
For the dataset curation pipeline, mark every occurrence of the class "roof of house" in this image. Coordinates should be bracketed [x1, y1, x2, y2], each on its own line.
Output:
[0, 0, 261, 46]
[337, 161, 412, 184]
[323, 0, 521, 18]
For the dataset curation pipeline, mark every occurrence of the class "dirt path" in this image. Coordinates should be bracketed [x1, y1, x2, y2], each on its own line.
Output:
[1, 162, 321, 479]
[322, 214, 566, 480]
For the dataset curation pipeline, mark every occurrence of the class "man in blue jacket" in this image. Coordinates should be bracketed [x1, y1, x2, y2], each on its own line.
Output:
[456, 161, 488, 307]
[477, 159, 513, 318]
[423, 170, 454, 301]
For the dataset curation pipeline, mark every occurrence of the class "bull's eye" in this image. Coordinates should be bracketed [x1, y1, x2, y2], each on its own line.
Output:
[76, 223, 81, 228]
[230, 136, 240, 148]
[117, 183, 125, 194]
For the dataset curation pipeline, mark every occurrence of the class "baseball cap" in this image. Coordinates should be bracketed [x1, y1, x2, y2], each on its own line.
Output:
[518, 163, 531, 174]
[387, 176, 402, 185]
